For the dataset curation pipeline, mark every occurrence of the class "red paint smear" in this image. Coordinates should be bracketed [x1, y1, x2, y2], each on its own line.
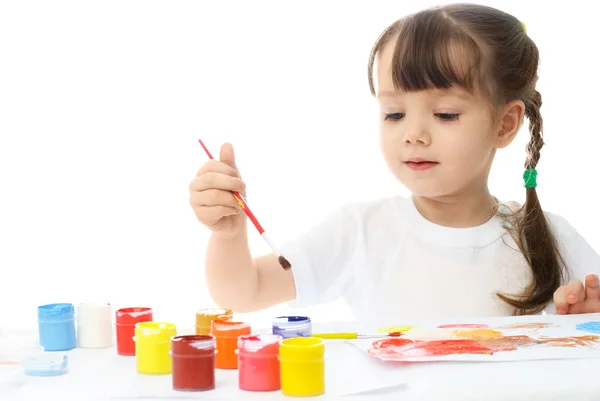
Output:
[368, 330, 600, 362]
[373, 338, 414, 349]
[437, 323, 488, 329]
[415, 340, 493, 356]
[370, 338, 493, 359]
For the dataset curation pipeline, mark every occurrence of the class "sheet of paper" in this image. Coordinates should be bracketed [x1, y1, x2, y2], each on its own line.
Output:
[349, 312, 600, 363]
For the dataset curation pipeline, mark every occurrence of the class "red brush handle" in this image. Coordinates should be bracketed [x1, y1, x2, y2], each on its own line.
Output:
[198, 139, 265, 234]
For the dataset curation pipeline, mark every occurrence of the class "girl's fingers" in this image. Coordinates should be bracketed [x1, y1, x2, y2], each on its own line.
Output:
[565, 279, 585, 304]
[553, 285, 569, 314]
[584, 274, 600, 300]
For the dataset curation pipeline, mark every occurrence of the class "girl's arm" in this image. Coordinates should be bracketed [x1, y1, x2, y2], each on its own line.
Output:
[204, 222, 296, 312]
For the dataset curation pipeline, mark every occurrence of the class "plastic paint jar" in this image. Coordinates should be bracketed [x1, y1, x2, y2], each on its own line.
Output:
[272, 316, 312, 339]
[195, 308, 232, 335]
[237, 334, 282, 391]
[116, 307, 153, 356]
[37, 303, 76, 351]
[76, 303, 113, 348]
[279, 337, 325, 397]
[134, 322, 177, 374]
[211, 319, 251, 369]
[171, 335, 216, 391]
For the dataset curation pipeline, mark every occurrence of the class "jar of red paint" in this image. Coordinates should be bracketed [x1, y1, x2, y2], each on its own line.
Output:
[115, 307, 153, 356]
[211, 319, 251, 369]
[171, 335, 216, 392]
[237, 334, 282, 391]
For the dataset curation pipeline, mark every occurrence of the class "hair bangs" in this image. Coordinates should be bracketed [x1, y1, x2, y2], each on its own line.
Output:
[392, 15, 484, 93]
[369, 11, 489, 97]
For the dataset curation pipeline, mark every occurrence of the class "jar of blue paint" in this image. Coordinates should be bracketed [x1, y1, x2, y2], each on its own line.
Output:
[37, 303, 76, 351]
[272, 316, 312, 339]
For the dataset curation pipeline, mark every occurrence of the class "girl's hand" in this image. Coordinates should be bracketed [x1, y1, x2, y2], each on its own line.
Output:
[189, 143, 247, 237]
[553, 274, 600, 314]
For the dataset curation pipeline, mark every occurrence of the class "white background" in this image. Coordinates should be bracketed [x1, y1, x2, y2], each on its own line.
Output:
[0, 0, 598, 330]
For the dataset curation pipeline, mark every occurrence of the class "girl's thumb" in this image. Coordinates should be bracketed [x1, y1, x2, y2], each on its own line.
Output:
[219, 143, 238, 170]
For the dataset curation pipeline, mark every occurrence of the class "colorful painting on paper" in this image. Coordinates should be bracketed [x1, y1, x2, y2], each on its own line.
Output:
[351, 313, 600, 362]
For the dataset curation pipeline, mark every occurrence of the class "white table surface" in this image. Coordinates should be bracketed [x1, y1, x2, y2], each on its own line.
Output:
[3, 317, 600, 401]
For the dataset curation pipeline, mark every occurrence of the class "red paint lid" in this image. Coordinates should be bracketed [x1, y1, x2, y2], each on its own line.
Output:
[172, 335, 215, 356]
[237, 334, 281, 355]
[115, 307, 153, 324]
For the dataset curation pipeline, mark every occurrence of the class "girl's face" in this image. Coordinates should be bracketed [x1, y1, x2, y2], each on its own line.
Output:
[375, 40, 508, 199]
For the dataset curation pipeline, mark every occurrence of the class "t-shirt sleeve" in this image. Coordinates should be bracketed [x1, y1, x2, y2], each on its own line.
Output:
[279, 204, 360, 308]
[543, 213, 600, 315]
[549, 214, 600, 283]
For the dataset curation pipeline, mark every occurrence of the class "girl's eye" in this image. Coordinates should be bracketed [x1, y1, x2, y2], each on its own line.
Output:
[435, 113, 459, 121]
[384, 113, 405, 121]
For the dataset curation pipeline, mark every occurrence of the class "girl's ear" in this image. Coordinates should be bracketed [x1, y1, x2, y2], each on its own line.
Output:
[495, 99, 526, 149]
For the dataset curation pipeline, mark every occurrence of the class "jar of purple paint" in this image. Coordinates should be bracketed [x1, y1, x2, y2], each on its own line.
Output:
[271, 316, 312, 339]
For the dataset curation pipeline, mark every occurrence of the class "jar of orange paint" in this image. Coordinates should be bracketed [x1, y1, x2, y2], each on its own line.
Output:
[195, 308, 232, 335]
[237, 334, 282, 391]
[211, 319, 251, 369]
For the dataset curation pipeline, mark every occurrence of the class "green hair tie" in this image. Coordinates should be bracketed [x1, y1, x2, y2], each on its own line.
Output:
[523, 168, 537, 188]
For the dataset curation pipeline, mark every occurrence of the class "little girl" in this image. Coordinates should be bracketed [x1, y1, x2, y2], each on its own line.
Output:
[189, 4, 600, 325]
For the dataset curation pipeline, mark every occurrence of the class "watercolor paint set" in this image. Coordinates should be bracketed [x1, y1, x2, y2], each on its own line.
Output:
[7, 303, 326, 397]
[4, 302, 600, 396]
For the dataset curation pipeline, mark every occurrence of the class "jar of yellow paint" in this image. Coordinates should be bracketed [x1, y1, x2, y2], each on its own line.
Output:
[278, 337, 325, 397]
[134, 322, 177, 374]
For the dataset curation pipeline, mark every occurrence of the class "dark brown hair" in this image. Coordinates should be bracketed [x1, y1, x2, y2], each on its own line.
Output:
[367, 3, 566, 315]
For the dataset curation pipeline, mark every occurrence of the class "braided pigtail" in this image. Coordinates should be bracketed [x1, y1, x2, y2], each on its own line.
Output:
[498, 90, 566, 314]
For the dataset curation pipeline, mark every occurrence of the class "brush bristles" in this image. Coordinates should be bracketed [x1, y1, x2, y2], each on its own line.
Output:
[278, 256, 292, 271]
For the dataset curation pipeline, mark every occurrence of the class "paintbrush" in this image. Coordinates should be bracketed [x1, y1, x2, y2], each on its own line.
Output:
[312, 331, 403, 340]
[198, 139, 291, 271]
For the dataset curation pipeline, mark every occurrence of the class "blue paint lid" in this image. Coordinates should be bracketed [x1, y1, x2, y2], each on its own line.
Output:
[272, 316, 311, 331]
[21, 352, 68, 376]
[37, 303, 74, 321]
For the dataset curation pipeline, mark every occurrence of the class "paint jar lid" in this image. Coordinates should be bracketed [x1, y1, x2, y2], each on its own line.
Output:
[272, 316, 311, 330]
[278, 337, 324, 362]
[134, 322, 177, 342]
[77, 302, 111, 310]
[272, 316, 311, 335]
[0, 365, 25, 389]
[196, 308, 232, 328]
[115, 307, 153, 325]
[21, 352, 68, 376]
[37, 303, 74, 321]
[237, 334, 281, 355]
[196, 308, 232, 318]
[171, 335, 215, 356]
[211, 319, 251, 338]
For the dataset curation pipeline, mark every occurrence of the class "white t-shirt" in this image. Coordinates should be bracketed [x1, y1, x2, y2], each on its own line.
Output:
[280, 196, 600, 326]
